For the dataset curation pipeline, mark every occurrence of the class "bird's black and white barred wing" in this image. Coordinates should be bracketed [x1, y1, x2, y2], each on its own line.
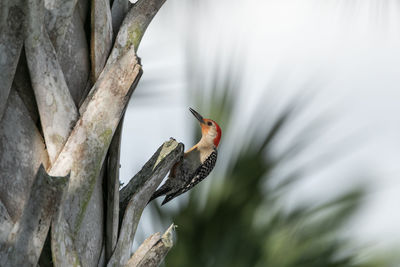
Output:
[184, 150, 217, 191]
[161, 150, 218, 205]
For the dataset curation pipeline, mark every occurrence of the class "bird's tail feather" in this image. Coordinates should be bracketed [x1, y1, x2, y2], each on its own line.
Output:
[147, 186, 170, 205]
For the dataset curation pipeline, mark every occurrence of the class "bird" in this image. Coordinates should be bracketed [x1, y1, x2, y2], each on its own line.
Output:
[149, 107, 222, 205]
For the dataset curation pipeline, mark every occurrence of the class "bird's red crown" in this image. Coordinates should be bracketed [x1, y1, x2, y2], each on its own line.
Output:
[203, 119, 222, 147]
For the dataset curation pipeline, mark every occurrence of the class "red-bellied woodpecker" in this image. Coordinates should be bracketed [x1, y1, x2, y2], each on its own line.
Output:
[149, 107, 222, 205]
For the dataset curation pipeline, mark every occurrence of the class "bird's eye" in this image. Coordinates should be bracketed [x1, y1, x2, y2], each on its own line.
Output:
[207, 122, 212, 126]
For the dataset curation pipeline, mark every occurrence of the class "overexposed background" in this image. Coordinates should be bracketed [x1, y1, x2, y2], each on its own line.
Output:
[120, 0, 400, 254]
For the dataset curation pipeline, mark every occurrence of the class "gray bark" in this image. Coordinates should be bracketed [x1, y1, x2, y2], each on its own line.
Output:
[105, 120, 124, 261]
[44, 0, 90, 108]
[51, 210, 81, 266]
[57, 8, 90, 106]
[0, 165, 68, 266]
[112, 0, 166, 55]
[0, 0, 24, 122]
[44, 0, 78, 51]
[13, 50, 40, 124]
[125, 224, 175, 267]
[111, 0, 131, 36]
[49, 42, 142, 266]
[77, 0, 89, 23]
[0, 89, 49, 222]
[49, 0, 166, 264]
[98, 244, 106, 267]
[0, 201, 12, 243]
[74, 164, 105, 267]
[108, 139, 184, 266]
[25, 0, 79, 164]
[91, 0, 113, 81]
[0, 0, 171, 265]
[80, 0, 166, 113]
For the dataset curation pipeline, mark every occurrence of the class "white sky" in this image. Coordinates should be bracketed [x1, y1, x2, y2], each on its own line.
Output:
[121, 0, 400, 253]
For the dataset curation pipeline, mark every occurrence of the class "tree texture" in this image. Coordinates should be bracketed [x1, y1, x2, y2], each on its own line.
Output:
[0, 0, 175, 266]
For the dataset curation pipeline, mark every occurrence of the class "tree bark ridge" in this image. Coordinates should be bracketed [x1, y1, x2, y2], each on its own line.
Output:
[25, 0, 79, 164]
[0, 0, 24, 122]
[105, 119, 124, 261]
[0, 165, 68, 266]
[107, 139, 183, 266]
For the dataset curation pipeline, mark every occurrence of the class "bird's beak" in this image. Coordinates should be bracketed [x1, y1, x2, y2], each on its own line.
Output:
[189, 107, 205, 124]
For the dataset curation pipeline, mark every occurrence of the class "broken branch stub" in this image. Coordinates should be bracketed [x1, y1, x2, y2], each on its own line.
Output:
[125, 224, 175, 267]
[119, 139, 184, 218]
[107, 139, 183, 267]
[0, 165, 69, 267]
[111, 0, 167, 56]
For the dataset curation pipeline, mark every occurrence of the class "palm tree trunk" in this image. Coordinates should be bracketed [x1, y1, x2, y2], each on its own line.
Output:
[0, 0, 176, 266]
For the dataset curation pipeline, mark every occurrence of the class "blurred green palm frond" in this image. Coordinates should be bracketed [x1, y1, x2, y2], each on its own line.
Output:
[154, 54, 390, 266]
